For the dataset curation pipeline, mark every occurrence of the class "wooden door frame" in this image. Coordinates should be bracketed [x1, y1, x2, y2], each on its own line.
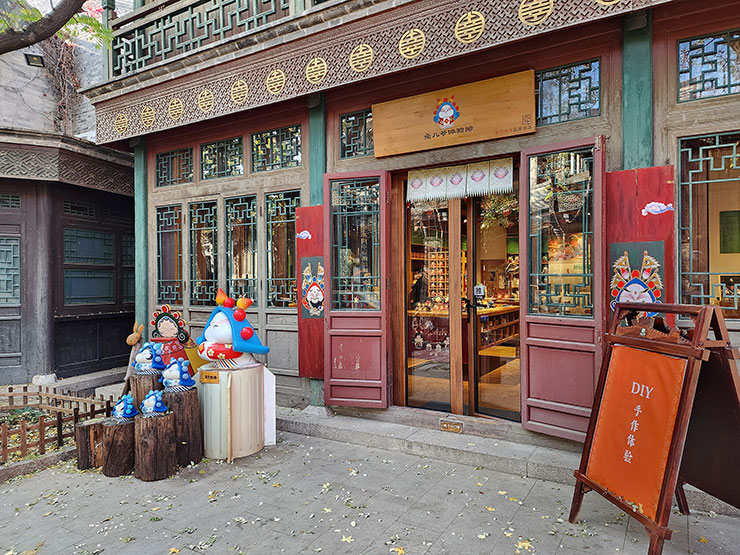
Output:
[323, 170, 391, 408]
[519, 135, 607, 441]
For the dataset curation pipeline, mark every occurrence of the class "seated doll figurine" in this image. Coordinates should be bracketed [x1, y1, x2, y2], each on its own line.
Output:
[140, 390, 168, 417]
[134, 342, 166, 376]
[112, 394, 138, 422]
[160, 358, 196, 392]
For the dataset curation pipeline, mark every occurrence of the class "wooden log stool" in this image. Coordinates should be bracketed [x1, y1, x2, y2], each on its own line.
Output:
[134, 412, 177, 481]
[101, 419, 135, 477]
[75, 418, 106, 470]
[130, 374, 163, 409]
[163, 389, 203, 467]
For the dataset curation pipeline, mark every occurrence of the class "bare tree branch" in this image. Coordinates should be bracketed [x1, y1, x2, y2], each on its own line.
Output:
[0, 0, 86, 55]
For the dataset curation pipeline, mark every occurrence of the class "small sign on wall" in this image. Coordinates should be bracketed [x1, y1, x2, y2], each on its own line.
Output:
[300, 256, 325, 319]
[609, 241, 664, 315]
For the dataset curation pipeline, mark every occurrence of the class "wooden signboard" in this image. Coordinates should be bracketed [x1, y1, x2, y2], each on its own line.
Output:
[371, 70, 535, 158]
[570, 302, 740, 555]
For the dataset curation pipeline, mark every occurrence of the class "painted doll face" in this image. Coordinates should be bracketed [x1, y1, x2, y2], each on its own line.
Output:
[204, 312, 233, 344]
[157, 316, 179, 337]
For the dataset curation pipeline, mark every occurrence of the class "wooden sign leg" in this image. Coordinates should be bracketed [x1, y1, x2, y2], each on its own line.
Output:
[675, 481, 690, 515]
[648, 532, 665, 555]
[568, 478, 588, 523]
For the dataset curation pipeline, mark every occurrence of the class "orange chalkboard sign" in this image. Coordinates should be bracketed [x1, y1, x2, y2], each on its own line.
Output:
[570, 303, 740, 555]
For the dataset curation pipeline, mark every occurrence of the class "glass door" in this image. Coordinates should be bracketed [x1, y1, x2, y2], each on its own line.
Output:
[406, 199, 454, 411]
[469, 194, 522, 421]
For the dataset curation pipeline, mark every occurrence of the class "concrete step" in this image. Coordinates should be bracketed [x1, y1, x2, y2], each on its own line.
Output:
[276, 406, 740, 518]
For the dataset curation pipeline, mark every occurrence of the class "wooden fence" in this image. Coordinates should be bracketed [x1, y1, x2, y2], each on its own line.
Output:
[0, 386, 115, 464]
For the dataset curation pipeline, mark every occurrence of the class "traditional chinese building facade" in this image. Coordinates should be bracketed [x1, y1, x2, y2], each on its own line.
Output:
[84, 0, 740, 440]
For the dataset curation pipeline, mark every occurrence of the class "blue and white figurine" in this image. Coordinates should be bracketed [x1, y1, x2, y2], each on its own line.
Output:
[160, 358, 196, 392]
[134, 342, 166, 376]
[140, 390, 168, 417]
[112, 394, 138, 422]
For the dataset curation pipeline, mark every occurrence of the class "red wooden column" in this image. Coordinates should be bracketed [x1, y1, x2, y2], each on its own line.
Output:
[296, 205, 325, 380]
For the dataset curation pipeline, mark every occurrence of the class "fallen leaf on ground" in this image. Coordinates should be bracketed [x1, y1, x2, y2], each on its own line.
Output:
[699, 537, 708, 544]
[477, 533, 490, 540]
[485, 506, 495, 511]
[341, 535, 354, 543]
[390, 548, 405, 554]
[169, 549, 180, 554]
[498, 491, 507, 495]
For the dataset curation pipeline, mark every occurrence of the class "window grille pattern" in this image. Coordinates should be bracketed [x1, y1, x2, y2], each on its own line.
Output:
[226, 195, 258, 303]
[156, 205, 183, 304]
[0, 236, 20, 305]
[528, 148, 594, 316]
[679, 131, 740, 316]
[340, 109, 374, 159]
[123, 269, 135, 304]
[190, 201, 218, 306]
[201, 138, 243, 180]
[252, 125, 301, 172]
[156, 148, 193, 186]
[679, 30, 740, 101]
[535, 59, 600, 125]
[266, 191, 300, 307]
[63, 229, 115, 265]
[64, 269, 115, 305]
[330, 179, 381, 310]
[111, 0, 290, 77]
[103, 206, 133, 223]
[122, 234, 135, 267]
[63, 199, 96, 218]
[0, 194, 20, 209]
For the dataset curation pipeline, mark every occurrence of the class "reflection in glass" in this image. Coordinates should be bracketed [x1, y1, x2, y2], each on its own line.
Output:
[407, 199, 451, 412]
[226, 195, 258, 303]
[330, 178, 380, 310]
[528, 148, 594, 317]
[189, 201, 218, 306]
[266, 190, 300, 308]
[679, 132, 740, 317]
[201, 138, 244, 180]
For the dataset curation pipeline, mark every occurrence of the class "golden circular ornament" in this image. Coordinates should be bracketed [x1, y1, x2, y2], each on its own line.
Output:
[114, 113, 128, 134]
[454, 11, 485, 44]
[349, 44, 373, 73]
[197, 89, 214, 113]
[266, 69, 286, 95]
[399, 28, 426, 59]
[305, 57, 328, 84]
[140, 106, 155, 127]
[168, 98, 184, 121]
[594, 0, 621, 4]
[230, 80, 249, 104]
[518, 0, 553, 26]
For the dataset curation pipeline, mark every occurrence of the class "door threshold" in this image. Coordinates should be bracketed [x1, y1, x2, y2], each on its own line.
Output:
[331, 404, 582, 452]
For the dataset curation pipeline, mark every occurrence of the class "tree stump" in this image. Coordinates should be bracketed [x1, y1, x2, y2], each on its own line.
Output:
[75, 418, 106, 470]
[163, 389, 203, 467]
[134, 412, 176, 481]
[130, 374, 163, 410]
[101, 419, 134, 477]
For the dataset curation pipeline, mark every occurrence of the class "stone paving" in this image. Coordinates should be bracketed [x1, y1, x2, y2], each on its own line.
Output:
[1, 431, 737, 555]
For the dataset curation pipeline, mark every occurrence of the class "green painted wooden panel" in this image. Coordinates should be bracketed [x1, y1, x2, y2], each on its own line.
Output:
[134, 139, 148, 337]
[308, 93, 326, 206]
[622, 13, 653, 170]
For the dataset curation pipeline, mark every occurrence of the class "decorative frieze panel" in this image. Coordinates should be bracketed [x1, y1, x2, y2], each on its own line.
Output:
[0, 143, 133, 196]
[94, 0, 673, 144]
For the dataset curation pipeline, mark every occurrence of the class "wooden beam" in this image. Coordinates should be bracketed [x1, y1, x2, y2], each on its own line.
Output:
[449, 198, 463, 415]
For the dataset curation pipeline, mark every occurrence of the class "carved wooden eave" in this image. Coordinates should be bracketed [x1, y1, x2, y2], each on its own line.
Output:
[84, 0, 676, 145]
[0, 128, 134, 196]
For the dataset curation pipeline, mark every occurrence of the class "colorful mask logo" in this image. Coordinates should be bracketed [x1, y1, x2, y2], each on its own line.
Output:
[610, 250, 663, 316]
[302, 262, 325, 317]
[433, 96, 460, 129]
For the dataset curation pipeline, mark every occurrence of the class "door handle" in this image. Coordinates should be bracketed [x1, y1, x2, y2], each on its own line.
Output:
[463, 297, 472, 322]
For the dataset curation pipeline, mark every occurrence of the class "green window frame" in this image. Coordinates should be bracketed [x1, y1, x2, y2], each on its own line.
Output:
[0, 236, 20, 306]
[535, 59, 601, 126]
[251, 125, 302, 172]
[189, 201, 218, 306]
[330, 178, 381, 310]
[225, 195, 258, 303]
[156, 205, 184, 305]
[156, 148, 193, 187]
[678, 29, 740, 102]
[266, 190, 300, 307]
[201, 138, 244, 180]
[340, 109, 374, 159]
[0, 194, 20, 210]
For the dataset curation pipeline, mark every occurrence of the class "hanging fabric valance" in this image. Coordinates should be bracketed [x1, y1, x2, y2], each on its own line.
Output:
[406, 157, 513, 202]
